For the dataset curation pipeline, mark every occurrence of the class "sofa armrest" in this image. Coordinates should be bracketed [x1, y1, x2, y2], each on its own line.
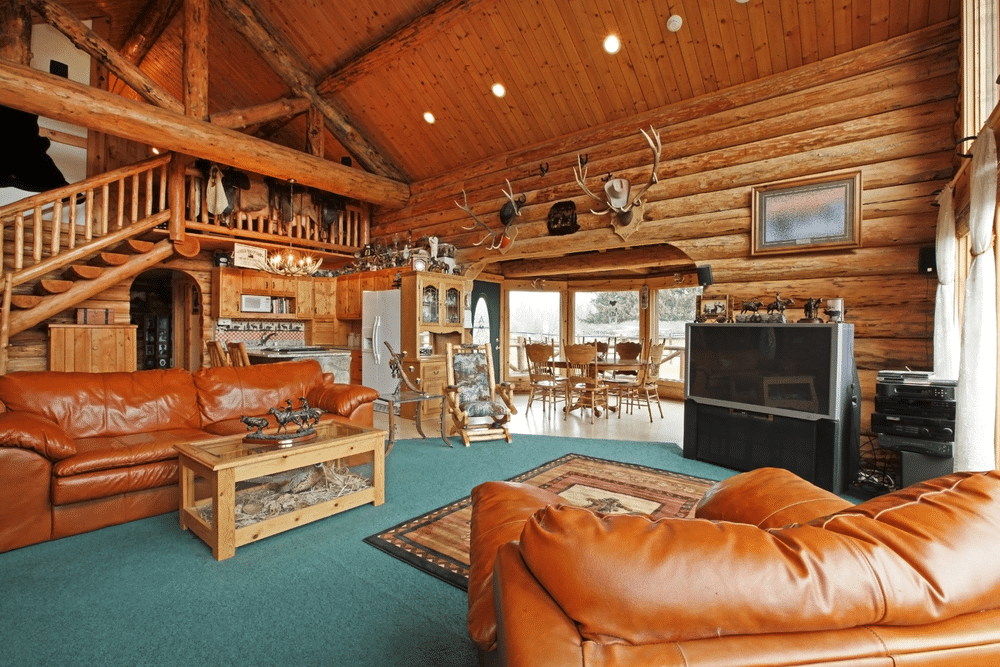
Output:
[493, 541, 583, 667]
[306, 383, 379, 418]
[0, 411, 76, 460]
[468, 481, 563, 651]
[695, 467, 853, 529]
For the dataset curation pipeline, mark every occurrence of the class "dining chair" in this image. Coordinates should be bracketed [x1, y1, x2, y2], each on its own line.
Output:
[612, 340, 643, 380]
[524, 342, 567, 416]
[613, 341, 665, 422]
[206, 340, 230, 367]
[563, 342, 609, 423]
[227, 341, 251, 367]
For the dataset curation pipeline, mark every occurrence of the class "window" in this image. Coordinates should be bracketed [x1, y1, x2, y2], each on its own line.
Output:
[654, 286, 702, 383]
[508, 290, 562, 378]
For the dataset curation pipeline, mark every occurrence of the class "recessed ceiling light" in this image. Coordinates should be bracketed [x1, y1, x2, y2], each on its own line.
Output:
[491, 83, 506, 98]
[423, 111, 435, 124]
[735, 0, 750, 3]
[603, 34, 621, 54]
[666, 15, 683, 32]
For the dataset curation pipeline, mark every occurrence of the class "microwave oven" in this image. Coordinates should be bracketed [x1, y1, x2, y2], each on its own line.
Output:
[240, 294, 272, 313]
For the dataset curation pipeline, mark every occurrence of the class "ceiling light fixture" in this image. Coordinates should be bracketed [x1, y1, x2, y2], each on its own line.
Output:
[423, 111, 436, 124]
[263, 180, 322, 277]
[603, 34, 621, 54]
[735, 0, 750, 3]
[666, 15, 683, 32]
[491, 83, 506, 98]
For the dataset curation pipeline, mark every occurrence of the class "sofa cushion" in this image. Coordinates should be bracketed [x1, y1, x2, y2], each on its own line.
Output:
[52, 428, 211, 477]
[517, 470, 1000, 645]
[0, 369, 202, 438]
[193, 359, 326, 426]
[51, 460, 179, 505]
[0, 411, 76, 460]
[696, 466, 853, 528]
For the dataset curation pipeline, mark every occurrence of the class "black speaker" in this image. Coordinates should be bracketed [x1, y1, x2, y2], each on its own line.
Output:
[918, 247, 936, 274]
[696, 265, 713, 286]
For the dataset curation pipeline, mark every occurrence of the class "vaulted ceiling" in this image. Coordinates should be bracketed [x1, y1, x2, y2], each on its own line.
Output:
[50, 0, 961, 185]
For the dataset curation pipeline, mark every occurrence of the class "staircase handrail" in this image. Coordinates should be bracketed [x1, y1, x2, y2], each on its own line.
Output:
[0, 154, 171, 220]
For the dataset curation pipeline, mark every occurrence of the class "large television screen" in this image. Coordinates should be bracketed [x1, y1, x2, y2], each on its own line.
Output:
[685, 322, 853, 421]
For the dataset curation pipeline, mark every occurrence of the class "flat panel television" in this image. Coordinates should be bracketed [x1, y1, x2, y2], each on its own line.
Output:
[685, 322, 854, 421]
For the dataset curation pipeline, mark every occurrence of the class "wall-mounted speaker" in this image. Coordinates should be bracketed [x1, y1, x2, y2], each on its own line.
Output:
[696, 265, 713, 287]
[918, 247, 936, 275]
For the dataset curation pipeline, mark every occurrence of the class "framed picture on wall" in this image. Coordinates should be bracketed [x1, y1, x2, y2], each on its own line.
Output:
[696, 296, 730, 323]
[751, 171, 862, 255]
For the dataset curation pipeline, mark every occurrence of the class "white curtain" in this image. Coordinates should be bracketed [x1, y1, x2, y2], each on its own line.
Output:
[955, 127, 998, 472]
[933, 186, 960, 380]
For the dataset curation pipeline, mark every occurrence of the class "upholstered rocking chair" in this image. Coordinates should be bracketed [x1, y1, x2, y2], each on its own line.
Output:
[444, 343, 517, 446]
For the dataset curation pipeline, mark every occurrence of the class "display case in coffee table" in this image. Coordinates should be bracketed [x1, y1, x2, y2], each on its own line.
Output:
[176, 421, 386, 560]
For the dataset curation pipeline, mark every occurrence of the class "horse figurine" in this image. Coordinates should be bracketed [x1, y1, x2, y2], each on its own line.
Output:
[741, 299, 762, 314]
[767, 294, 794, 315]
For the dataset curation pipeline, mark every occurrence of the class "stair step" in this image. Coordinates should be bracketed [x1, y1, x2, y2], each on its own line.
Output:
[9, 294, 44, 309]
[35, 279, 73, 295]
[114, 239, 155, 254]
[90, 252, 128, 267]
[63, 264, 104, 280]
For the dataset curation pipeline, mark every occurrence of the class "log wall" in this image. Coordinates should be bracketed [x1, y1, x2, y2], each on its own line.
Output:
[372, 20, 961, 428]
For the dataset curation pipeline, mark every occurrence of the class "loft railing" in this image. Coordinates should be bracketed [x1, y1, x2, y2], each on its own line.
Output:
[181, 167, 369, 254]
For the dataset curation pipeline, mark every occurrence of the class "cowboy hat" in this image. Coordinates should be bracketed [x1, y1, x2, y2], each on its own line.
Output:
[604, 178, 631, 209]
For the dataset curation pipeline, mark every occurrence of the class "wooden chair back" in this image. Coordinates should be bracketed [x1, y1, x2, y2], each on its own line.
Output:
[564, 343, 602, 386]
[227, 341, 251, 367]
[615, 340, 643, 362]
[207, 341, 230, 367]
[524, 343, 559, 381]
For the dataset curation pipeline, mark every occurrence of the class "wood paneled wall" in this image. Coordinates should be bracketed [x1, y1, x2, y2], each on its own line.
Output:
[373, 20, 961, 427]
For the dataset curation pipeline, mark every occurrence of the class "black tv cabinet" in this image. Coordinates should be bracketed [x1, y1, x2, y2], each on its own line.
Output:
[683, 400, 849, 492]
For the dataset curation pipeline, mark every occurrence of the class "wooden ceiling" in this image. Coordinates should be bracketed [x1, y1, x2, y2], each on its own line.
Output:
[49, 0, 960, 184]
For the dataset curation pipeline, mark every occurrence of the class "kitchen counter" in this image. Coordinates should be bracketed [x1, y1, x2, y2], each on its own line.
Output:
[247, 346, 352, 383]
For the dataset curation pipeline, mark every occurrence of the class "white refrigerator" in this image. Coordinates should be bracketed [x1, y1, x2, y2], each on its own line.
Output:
[362, 289, 402, 396]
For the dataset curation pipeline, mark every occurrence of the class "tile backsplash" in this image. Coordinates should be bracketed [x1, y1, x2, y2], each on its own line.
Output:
[215, 319, 305, 347]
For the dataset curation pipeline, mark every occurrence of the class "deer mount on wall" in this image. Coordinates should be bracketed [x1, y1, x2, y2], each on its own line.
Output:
[455, 179, 525, 254]
[574, 126, 662, 240]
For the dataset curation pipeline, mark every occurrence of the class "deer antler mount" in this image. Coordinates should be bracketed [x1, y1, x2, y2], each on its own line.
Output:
[455, 179, 524, 254]
[573, 126, 662, 240]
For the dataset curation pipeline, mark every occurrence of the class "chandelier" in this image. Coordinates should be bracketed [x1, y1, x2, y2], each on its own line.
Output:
[261, 179, 322, 276]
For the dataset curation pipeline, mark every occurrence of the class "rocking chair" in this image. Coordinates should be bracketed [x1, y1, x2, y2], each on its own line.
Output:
[444, 343, 517, 446]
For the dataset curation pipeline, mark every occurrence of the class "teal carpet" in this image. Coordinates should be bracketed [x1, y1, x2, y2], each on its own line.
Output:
[0, 435, 735, 667]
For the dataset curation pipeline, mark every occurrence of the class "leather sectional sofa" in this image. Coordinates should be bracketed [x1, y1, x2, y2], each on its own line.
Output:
[468, 466, 1000, 666]
[0, 358, 378, 553]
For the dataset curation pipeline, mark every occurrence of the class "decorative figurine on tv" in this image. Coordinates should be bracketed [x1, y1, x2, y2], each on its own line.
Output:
[800, 297, 824, 323]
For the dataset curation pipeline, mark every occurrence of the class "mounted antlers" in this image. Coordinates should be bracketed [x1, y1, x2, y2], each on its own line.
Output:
[455, 179, 524, 253]
[574, 126, 662, 239]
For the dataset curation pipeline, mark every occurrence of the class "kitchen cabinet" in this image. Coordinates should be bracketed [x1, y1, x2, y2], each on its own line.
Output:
[211, 268, 310, 319]
[336, 267, 397, 320]
[313, 276, 337, 319]
[399, 357, 447, 420]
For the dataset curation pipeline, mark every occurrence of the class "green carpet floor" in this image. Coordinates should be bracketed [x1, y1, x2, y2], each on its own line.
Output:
[0, 435, 735, 667]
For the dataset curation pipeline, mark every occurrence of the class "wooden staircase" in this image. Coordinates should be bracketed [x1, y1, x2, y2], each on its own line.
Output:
[0, 154, 187, 372]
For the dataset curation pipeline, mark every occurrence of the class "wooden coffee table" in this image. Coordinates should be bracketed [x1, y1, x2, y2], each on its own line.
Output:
[175, 421, 386, 560]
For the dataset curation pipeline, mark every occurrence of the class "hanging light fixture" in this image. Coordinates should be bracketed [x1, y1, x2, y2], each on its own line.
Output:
[263, 179, 322, 276]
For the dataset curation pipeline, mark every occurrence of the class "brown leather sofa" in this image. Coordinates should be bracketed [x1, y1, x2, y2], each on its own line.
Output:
[468, 466, 1000, 667]
[0, 358, 379, 553]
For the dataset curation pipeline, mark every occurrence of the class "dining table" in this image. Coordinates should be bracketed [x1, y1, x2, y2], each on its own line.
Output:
[549, 359, 649, 416]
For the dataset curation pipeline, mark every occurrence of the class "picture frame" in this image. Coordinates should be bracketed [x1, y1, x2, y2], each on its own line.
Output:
[696, 295, 730, 323]
[751, 171, 862, 255]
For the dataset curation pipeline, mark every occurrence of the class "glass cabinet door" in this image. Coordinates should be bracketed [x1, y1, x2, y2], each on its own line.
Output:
[445, 287, 461, 325]
[422, 284, 439, 324]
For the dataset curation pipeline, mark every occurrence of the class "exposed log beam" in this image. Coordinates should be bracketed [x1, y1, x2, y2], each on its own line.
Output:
[210, 96, 310, 129]
[112, 0, 183, 94]
[212, 0, 408, 182]
[306, 106, 324, 157]
[0, 0, 32, 65]
[183, 0, 209, 119]
[500, 245, 695, 279]
[316, 0, 491, 95]
[0, 60, 410, 208]
[30, 0, 184, 114]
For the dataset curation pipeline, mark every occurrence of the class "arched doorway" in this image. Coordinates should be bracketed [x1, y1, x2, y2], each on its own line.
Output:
[129, 269, 203, 370]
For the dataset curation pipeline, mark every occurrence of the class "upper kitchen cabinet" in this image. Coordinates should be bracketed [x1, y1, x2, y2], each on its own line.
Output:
[336, 267, 397, 320]
[399, 270, 468, 358]
[211, 268, 309, 319]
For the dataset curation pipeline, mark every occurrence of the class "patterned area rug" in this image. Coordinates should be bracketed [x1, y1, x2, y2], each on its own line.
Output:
[363, 453, 717, 590]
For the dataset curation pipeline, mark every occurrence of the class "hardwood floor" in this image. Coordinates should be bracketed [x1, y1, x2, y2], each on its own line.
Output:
[373, 392, 686, 446]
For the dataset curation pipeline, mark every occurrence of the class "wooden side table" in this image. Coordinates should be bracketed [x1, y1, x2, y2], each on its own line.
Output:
[377, 390, 450, 454]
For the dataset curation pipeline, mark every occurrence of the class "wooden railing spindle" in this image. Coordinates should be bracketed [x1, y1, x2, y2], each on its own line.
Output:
[32, 205, 43, 262]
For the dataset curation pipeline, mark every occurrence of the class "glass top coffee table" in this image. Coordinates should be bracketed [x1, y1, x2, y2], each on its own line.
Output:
[175, 421, 386, 560]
